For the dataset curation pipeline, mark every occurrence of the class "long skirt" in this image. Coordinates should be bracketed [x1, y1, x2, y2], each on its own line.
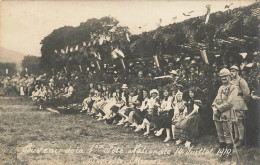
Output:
[133, 109, 147, 125]
[157, 110, 174, 129]
[175, 113, 200, 142]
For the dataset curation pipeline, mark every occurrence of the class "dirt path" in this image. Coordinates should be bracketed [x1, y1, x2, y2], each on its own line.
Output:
[0, 96, 258, 165]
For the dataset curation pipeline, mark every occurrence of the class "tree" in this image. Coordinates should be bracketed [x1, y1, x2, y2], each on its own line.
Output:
[0, 63, 16, 76]
[40, 16, 131, 73]
[21, 55, 43, 75]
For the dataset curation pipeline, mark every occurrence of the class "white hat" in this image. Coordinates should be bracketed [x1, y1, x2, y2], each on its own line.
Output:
[219, 68, 231, 77]
[150, 89, 159, 96]
[170, 70, 177, 75]
[121, 84, 128, 89]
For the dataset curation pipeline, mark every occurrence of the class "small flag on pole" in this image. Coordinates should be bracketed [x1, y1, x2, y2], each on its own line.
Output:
[111, 50, 118, 59]
[75, 45, 79, 51]
[54, 50, 58, 53]
[65, 46, 69, 53]
[64, 67, 67, 73]
[79, 65, 82, 72]
[114, 48, 125, 58]
[153, 55, 160, 68]
[200, 50, 209, 64]
[5, 69, 8, 75]
[83, 42, 86, 46]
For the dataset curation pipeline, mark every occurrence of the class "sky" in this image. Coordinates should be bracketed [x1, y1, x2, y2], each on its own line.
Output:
[0, 0, 256, 57]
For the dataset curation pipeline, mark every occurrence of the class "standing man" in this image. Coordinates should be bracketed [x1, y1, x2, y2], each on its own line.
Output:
[230, 65, 250, 147]
[212, 68, 238, 162]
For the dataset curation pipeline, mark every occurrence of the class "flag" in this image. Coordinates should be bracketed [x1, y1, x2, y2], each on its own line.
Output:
[61, 49, 65, 54]
[239, 52, 247, 59]
[153, 55, 160, 68]
[65, 46, 69, 53]
[246, 63, 253, 67]
[111, 50, 118, 59]
[200, 50, 209, 64]
[54, 50, 58, 53]
[70, 47, 74, 52]
[5, 69, 8, 75]
[184, 57, 190, 60]
[126, 33, 130, 42]
[205, 4, 211, 24]
[79, 65, 82, 72]
[25, 68, 28, 73]
[114, 48, 125, 58]
[75, 45, 79, 51]
[83, 41, 86, 46]
[96, 52, 101, 60]
[64, 67, 67, 73]
[99, 36, 104, 45]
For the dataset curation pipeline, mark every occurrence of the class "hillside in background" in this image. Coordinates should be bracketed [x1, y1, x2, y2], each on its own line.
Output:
[0, 47, 25, 69]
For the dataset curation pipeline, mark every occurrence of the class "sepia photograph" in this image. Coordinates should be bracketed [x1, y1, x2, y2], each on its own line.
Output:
[0, 0, 259, 164]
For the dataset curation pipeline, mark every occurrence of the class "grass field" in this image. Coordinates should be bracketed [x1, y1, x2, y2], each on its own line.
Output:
[0, 96, 259, 165]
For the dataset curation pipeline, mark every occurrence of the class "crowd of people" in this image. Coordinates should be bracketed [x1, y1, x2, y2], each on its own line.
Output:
[0, 53, 259, 162]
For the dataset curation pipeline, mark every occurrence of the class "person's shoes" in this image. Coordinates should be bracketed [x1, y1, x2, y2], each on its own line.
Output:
[143, 131, 150, 136]
[134, 125, 145, 132]
[184, 141, 191, 148]
[130, 123, 138, 128]
[163, 137, 171, 143]
[155, 128, 164, 137]
[124, 123, 129, 127]
[117, 119, 124, 126]
[175, 139, 184, 145]
[236, 140, 244, 148]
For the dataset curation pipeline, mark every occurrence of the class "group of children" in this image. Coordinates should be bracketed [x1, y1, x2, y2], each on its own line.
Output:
[81, 82, 203, 147]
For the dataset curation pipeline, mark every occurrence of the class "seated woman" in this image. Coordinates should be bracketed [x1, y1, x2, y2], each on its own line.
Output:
[133, 89, 150, 130]
[155, 88, 175, 142]
[127, 88, 143, 128]
[96, 86, 122, 121]
[117, 86, 139, 126]
[122, 88, 140, 127]
[37, 86, 48, 109]
[81, 82, 96, 113]
[116, 84, 131, 125]
[172, 91, 187, 141]
[135, 89, 160, 136]
[175, 88, 203, 148]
